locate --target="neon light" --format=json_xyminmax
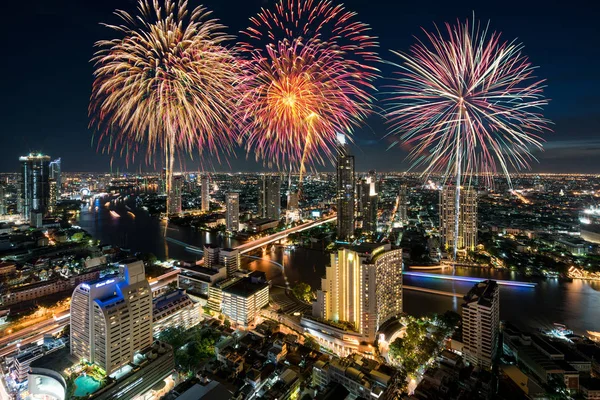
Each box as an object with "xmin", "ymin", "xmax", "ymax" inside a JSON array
[
  {"xmin": 403, "ymin": 272, "xmax": 536, "ymax": 287},
  {"xmin": 95, "ymin": 279, "xmax": 115, "ymax": 288}
]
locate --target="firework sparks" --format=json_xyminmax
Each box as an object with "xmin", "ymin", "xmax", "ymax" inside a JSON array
[
  {"xmin": 385, "ymin": 18, "xmax": 550, "ymax": 260},
  {"xmin": 238, "ymin": 0, "xmax": 379, "ymax": 177},
  {"xmin": 90, "ymin": 0, "xmax": 239, "ymax": 212},
  {"xmin": 385, "ymin": 18, "xmax": 551, "ymax": 185}
]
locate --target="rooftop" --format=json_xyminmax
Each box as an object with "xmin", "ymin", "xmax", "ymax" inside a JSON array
[
  {"xmin": 463, "ymin": 280, "xmax": 498, "ymax": 308},
  {"xmin": 222, "ymin": 277, "xmax": 269, "ymax": 298}
]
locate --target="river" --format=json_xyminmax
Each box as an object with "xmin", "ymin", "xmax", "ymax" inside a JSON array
[{"xmin": 77, "ymin": 198, "xmax": 600, "ymax": 335}]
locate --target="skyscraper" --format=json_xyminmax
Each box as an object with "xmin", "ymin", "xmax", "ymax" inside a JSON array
[
  {"xmin": 398, "ymin": 185, "xmax": 408, "ymax": 223},
  {"xmin": 312, "ymin": 243, "xmax": 403, "ymax": 341},
  {"xmin": 0, "ymin": 184, "xmax": 6, "ymax": 215},
  {"xmin": 201, "ymin": 174, "xmax": 210, "ymax": 212},
  {"xmin": 258, "ymin": 175, "xmax": 281, "ymax": 220},
  {"xmin": 70, "ymin": 260, "xmax": 153, "ymax": 374},
  {"xmin": 358, "ymin": 171, "xmax": 378, "ymax": 234},
  {"xmin": 336, "ymin": 135, "xmax": 355, "ymax": 241},
  {"xmin": 226, "ymin": 192, "xmax": 240, "ymax": 232},
  {"xmin": 168, "ymin": 175, "xmax": 183, "ymax": 215},
  {"xmin": 49, "ymin": 158, "xmax": 61, "ymax": 196},
  {"xmin": 462, "ymin": 280, "xmax": 500, "ymax": 369},
  {"xmin": 439, "ymin": 185, "xmax": 478, "ymax": 253},
  {"xmin": 20, "ymin": 153, "xmax": 51, "ymax": 221}
]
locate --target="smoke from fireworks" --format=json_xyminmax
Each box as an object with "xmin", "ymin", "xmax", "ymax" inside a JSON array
[
  {"xmin": 90, "ymin": 0, "xmax": 239, "ymax": 210},
  {"xmin": 385, "ymin": 18, "xmax": 551, "ymax": 185},
  {"xmin": 238, "ymin": 0, "xmax": 380, "ymax": 176}
]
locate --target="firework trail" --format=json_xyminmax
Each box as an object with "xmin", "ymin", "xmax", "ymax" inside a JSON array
[
  {"xmin": 238, "ymin": 0, "xmax": 380, "ymax": 185},
  {"xmin": 385, "ymin": 18, "xmax": 550, "ymax": 258},
  {"xmin": 90, "ymin": 0, "xmax": 239, "ymax": 213}
]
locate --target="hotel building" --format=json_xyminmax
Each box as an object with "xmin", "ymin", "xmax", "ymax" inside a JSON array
[{"xmin": 70, "ymin": 260, "xmax": 153, "ymax": 374}]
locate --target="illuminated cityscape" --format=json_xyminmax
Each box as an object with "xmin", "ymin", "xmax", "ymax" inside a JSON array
[{"xmin": 1, "ymin": 1, "xmax": 599, "ymax": 400}]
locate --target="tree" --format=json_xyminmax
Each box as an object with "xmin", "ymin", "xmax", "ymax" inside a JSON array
[
  {"xmin": 223, "ymin": 319, "xmax": 231, "ymax": 329},
  {"xmin": 304, "ymin": 336, "xmax": 320, "ymax": 350},
  {"xmin": 292, "ymin": 282, "xmax": 312, "ymax": 303}
]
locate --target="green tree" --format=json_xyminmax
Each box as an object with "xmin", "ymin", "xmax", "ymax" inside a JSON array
[
  {"xmin": 292, "ymin": 282, "xmax": 312, "ymax": 303},
  {"xmin": 304, "ymin": 337, "xmax": 320, "ymax": 350}
]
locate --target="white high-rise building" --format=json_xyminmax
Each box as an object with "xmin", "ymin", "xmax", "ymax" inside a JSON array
[
  {"xmin": 201, "ymin": 174, "xmax": 210, "ymax": 212},
  {"xmin": 226, "ymin": 192, "xmax": 239, "ymax": 231},
  {"xmin": 439, "ymin": 185, "xmax": 478, "ymax": 252},
  {"xmin": 70, "ymin": 260, "xmax": 153, "ymax": 374},
  {"xmin": 312, "ymin": 243, "xmax": 402, "ymax": 341},
  {"xmin": 462, "ymin": 280, "xmax": 499, "ymax": 369}
]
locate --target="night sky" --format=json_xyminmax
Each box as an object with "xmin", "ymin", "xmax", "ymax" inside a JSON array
[{"xmin": 2, "ymin": 0, "xmax": 599, "ymax": 173}]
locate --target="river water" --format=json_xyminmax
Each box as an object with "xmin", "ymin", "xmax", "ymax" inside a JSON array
[{"xmin": 77, "ymin": 199, "xmax": 600, "ymax": 335}]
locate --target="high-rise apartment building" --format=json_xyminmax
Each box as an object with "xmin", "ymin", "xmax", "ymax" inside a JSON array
[
  {"xmin": 336, "ymin": 135, "xmax": 355, "ymax": 241},
  {"xmin": 70, "ymin": 260, "xmax": 153, "ymax": 374},
  {"xmin": 398, "ymin": 185, "xmax": 408, "ymax": 223},
  {"xmin": 219, "ymin": 248, "xmax": 240, "ymax": 277},
  {"xmin": 357, "ymin": 172, "xmax": 378, "ymax": 234},
  {"xmin": 462, "ymin": 280, "xmax": 499, "ymax": 369},
  {"xmin": 201, "ymin": 174, "xmax": 210, "ymax": 212},
  {"xmin": 226, "ymin": 192, "xmax": 240, "ymax": 231},
  {"xmin": 168, "ymin": 175, "xmax": 183, "ymax": 215},
  {"xmin": 49, "ymin": 158, "xmax": 61, "ymax": 196},
  {"xmin": 258, "ymin": 175, "xmax": 281, "ymax": 220},
  {"xmin": 439, "ymin": 185, "xmax": 478, "ymax": 252},
  {"xmin": 20, "ymin": 153, "xmax": 51, "ymax": 221},
  {"xmin": 312, "ymin": 243, "xmax": 403, "ymax": 341}
]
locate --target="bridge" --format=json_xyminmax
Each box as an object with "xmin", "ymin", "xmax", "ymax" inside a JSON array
[{"xmin": 166, "ymin": 215, "xmax": 336, "ymax": 255}]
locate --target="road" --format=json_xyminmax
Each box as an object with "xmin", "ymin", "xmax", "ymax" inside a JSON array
[
  {"xmin": 0, "ymin": 311, "xmax": 69, "ymax": 358},
  {"xmin": 0, "ymin": 268, "xmax": 180, "ymax": 360}
]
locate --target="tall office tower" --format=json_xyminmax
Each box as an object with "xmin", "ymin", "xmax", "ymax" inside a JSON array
[
  {"xmin": 219, "ymin": 248, "xmax": 240, "ymax": 277},
  {"xmin": 159, "ymin": 168, "xmax": 167, "ymax": 195},
  {"xmin": 0, "ymin": 184, "xmax": 5, "ymax": 215},
  {"xmin": 336, "ymin": 134, "xmax": 355, "ymax": 241},
  {"xmin": 398, "ymin": 185, "xmax": 408, "ymax": 223},
  {"xmin": 48, "ymin": 180, "xmax": 57, "ymax": 213},
  {"xmin": 313, "ymin": 244, "xmax": 403, "ymax": 341},
  {"xmin": 49, "ymin": 158, "xmax": 61, "ymax": 196},
  {"xmin": 201, "ymin": 174, "xmax": 210, "ymax": 212},
  {"xmin": 70, "ymin": 260, "xmax": 153, "ymax": 374},
  {"xmin": 168, "ymin": 175, "xmax": 183, "ymax": 215},
  {"xmin": 287, "ymin": 191, "xmax": 299, "ymax": 211},
  {"xmin": 462, "ymin": 280, "xmax": 500, "ymax": 369},
  {"xmin": 357, "ymin": 173, "xmax": 378, "ymax": 235},
  {"xmin": 258, "ymin": 175, "xmax": 281, "ymax": 220},
  {"xmin": 226, "ymin": 192, "xmax": 240, "ymax": 232},
  {"xmin": 439, "ymin": 185, "xmax": 478, "ymax": 252},
  {"xmin": 20, "ymin": 153, "xmax": 51, "ymax": 221}
]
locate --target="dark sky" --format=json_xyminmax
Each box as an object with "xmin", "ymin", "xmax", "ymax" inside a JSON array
[{"xmin": 2, "ymin": 0, "xmax": 599, "ymax": 173}]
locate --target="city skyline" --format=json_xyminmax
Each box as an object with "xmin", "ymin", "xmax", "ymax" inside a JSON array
[{"xmin": 2, "ymin": 0, "xmax": 600, "ymax": 173}]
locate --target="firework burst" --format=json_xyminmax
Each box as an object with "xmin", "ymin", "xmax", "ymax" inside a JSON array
[
  {"xmin": 385, "ymin": 18, "xmax": 551, "ymax": 185},
  {"xmin": 90, "ymin": 0, "xmax": 239, "ymax": 212},
  {"xmin": 238, "ymin": 0, "xmax": 379, "ymax": 177}
]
